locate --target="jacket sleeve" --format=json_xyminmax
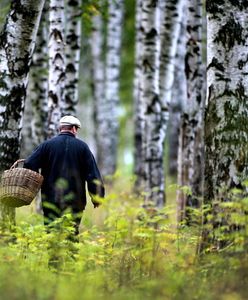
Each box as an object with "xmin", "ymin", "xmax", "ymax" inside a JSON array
[
  {"xmin": 23, "ymin": 144, "xmax": 43, "ymax": 173},
  {"xmin": 84, "ymin": 147, "xmax": 105, "ymax": 199}
]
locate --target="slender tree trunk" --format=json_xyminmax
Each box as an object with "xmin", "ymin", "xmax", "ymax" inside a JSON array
[
  {"xmin": 201, "ymin": 0, "xmax": 248, "ymax": 251},
  {"xmin": 47, "ymin": 0, "xmax": 66, "ymax": 138},
  {"xmin": 64, "ymin": 0, "xmax": 82, "ymax": 115},
  {"xmin": 98, "ymin": 0, "xmax": 124, "ymax": 177},
  {"xmin": 139, "ymin": 1, "xmax": 162, "ymax": 207},
  {"xmin": 159, "ymin": 0, "xmax": 184, "ymax": 135},
  {"xmin": 90, "ymin": 9, "xmax": 105, "ymax": 163},
  {"xmin": 169, "ymin": 17, "xmax": 187, "ymax": 177},
  {"xmin": 177, "ymin": 0, "xmax": 204, "ymax": 223},
  {"xmin": 31, "ymin": 4, "xmax": 49, "ymax": 144},
  {"xmin": 0, "ymin": 0, "xmax": 45, "ymax": 226},
  {"xmin": 21, "ymin": 3, "xmax": 49, "ymax": 158}
]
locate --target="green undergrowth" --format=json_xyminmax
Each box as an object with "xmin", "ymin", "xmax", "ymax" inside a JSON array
[{"xmin": 0, "ymin": 175, "xmax": 247, "ymax": 300}]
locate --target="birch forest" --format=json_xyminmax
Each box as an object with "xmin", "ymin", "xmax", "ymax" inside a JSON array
[{"xmin": 0, "ymin": 0, "xmax": 247, "ymax": 299}]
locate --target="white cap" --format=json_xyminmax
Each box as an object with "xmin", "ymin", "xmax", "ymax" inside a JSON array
[{"xmin": 59, "ymin": 115, "xmax": 81, "ymax": 128}]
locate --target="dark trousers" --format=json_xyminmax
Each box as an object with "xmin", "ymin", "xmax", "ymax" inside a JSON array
[{"xmin": 43, "ymin": 204, "xmax": 82, "ymax": 235}]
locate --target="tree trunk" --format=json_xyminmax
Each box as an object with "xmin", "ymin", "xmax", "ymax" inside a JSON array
[
  {"xmin": 30, "ymin": 4, "xmax": 49, "ymax": 144},
  {"xmin": 47, "ymin": 0, "xmax": 66, "ymax": 138},
  {"xmin": 64, "ymin": 0, "xmax": 82, "ymax": 115},
  {"xmin": 21, "ymin": 3, "xmax": 49, "ymax": 158},
  {"xmin": 137, "ymin": 0, "xmax": 184, "ymax": 207},
  {"xmin": 159, "ymin": 0, "xmax": 184, "ymax": 134},
  {"xmin": 139, "ymin": 0, "xmax": 162, "ymax": 207},
  {"xmin": 201, "ymin": 0, "xmax": 248, "ymax": 251},
  {"xmin": 0, "ymin": 0, "xmax": 45, "ymax": 226},
  {"xmin": 205, "ymin": 1, "xmax": 248, "ymax": 201},
  {"xmin": 169, "ymin": 16, "xmax": 187, "ymax": 177},
  {"xmin": 90, "ymin": 9, "xmax": 105, "ymax": 164},
  {"xmin": 98, "ymin": 0, "xmax": 124, "ymax": 177},
  {"xmin": 177, "ymin": 0, "xmax": 204, "ymax": 223}
]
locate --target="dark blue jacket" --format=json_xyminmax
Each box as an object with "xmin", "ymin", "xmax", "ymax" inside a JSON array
[{"xmin": 24, "ymin": 132, "xmax": 104, "ymax": 212}]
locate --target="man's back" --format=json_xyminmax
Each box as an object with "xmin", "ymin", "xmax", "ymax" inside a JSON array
[{"xmin": 24, "ymin": 132, "xmax": 104, "ymax": 211}]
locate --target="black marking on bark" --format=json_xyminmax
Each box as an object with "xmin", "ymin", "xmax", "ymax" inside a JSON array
[
  {"xmin": 237, "ymin": 55, "xmax": 248, "ymax": 70},
  {"xmin": 229, "ymin": 0, "xmax": 248, "ymax": 10},
  {"xmin": 13, "ymin": 53, "xmax": 30, "ymax": 77},
  {"xmin": 56, "ymin": 71, "xmax": 66, "ymax": 84},
  {"xmin": 235, "ymin": 80, "xmax": 246, "ymax": 101},
  {"xmin": 50, "ymin": 28, "xmax": 64, "ymax": 42},
  {"xmin": 68, "ymin": 0, "xmax": 79, "ymax": 6},
  {"xmin": 214, "ymin": 16, "xmax": 244, "ymax": 49},
  {"xmin": 0, "ymin": 76, "xmax": 8, "ymax": 90},
  {"xmin": 143, "ymin": 58, "xmax": 154, "ymax": 72},
  {"xmin": 0, "ymin": 84, "xmax": 26, "ymax": 124},
  {"xmin": 207, "ymin": 57, "xmax": 225, "ymax": 72},
  {"xmin": 146, "ymin": 94, "xmax": 160, "ymax": 114},
  {"xmin": 54, "ymin": 52, "xmax": 64, "ymax": 63},
  {"xmin": 215, "ymin": 72, "xmax": 231, "ymax": 83},
  {"xmin": 48, "ymin": 91, "xmax": 58, "ymax": 104},
  {"xmin": 207, "ymin": 84, "xmax": 213, "ymax": 103},
  {"xmin": 11, "ymin": 1, "xmax": 39, "ymax": 22},
  {"xmin": 146, "ymin": 28, "xmax": 157, "ymax": 40},
  {"xmin": 66, "ymin": 63, "xmax": 76, "ymax": 73},
  {"xmin": 150, "ymin": 0, "xmax": 158, "ymax": 8},
  {"xmin": 206, "ymin": 0, "xmax": 225, "ymax": 15}
]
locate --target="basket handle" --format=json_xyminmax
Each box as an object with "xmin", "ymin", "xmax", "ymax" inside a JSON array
[{"xmin": 10, "ymin": 159, "xmax": 25, "ymax": 169}]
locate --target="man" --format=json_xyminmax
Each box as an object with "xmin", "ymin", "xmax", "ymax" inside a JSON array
[{"xmin": 24, "ymin": 115, "xmax": 104, "ymax": 234}]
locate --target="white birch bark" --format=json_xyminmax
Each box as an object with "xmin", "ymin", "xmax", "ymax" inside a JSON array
[
  {"xmin": 159, "ymin": 0, "xmax": 184, "ymax": 132},
  {"xmin": 64, "ymin": 0, "xmax": 82, "ymax": 115},
  {"xmin": 177, "ymin": 0, "xmax": 204, "ymax": 222},
  {"xmin": 169, "ymin": 17, "xmax": 187, "ymax": 177},
  {"xmin": 47, "ymin": 0, "xmax": 66, "ymax": 138},
  {"xmin": 99, "ymin": 0, "xmax": 124, "ymax": 177},
  {"xmin": 137, "ymin": 0, "xmax": 184, "ymax": 207},
  {"xmin": 205, "ymin": 1, "xmax": 248, "ymax": 202},
  {"xmin": 0, "ymin": 0, "xmax": 45, "ymax": 225},
  {"xmin": 90, "ymin": 10, "xmax": 105, "ymax": 163},
  {"xmin": 21, "ymin": 4, "xmax": 49, "ymax": 157},
  {"xmin": 139, "ymin": 1, "xmax": 163, "ymax": 207},
  {"xmin": 31, "ymin": 5, "xmax": 49, "ymax": 144}
]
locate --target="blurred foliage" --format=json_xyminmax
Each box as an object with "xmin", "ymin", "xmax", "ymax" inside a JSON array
[
  {"xmin": 0, "ymin": 177, "xmax": 247, "ymax": 300},
  {"xmin": 0, "ymin": 0, "xmax": 9, "ymax": 32}
]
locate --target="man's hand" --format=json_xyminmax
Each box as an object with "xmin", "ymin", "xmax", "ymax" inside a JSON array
[{"xmin": 90, "ymin": 192, "xmax": 101, "ymax": 208}]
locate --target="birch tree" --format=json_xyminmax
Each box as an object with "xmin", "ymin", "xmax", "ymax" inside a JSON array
[
  {"xmin": 139, "ymin": 0, "xmax": 162, "ymax": 206},
  {"xmin": 64, "ymin": 0, "xmax": 82, "ymax": 115},
  {"xmin": 136, "ymin": 0, "xmax": 184, "ymax": 206},
  {"xmin": 159, "ymin": 0, "xmax": 184, "ymax": 136},
  {"xmin": 98, "ymin": 0, "xmax": 124, "ymax": 177},
  {"xmin": 30, "ymin": 5, "xmax": 49, "ymax": 145},
  {"xmin": 177, "ymin": 0, "xmax": 204, "ymax": 222},
  {"xmin": 205, "ymin": 1, "xmax": 248, "ymax": 202},
  {"xmin": 168, "ymin": 18, "xmax": 187, "ymax": 177},
  {"xmin": 47, "ymin": 0, "xmax": 66, "ymax": 138},
  {"xmin": 0, "ymin": 0, "xmax": 45, "ymax": 225},
  {"xmin": 90, "ymin": 8, "xmax": 105, "ymax": 163},
  {"xmin": 201, "ymin": 0, "xmax": 248, "ymax": 250},
  {"xmin": 21, "ymin": 4, "xmax": 49, "ymax": 157}
]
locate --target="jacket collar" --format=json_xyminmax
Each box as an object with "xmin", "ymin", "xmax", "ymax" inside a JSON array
[{"xmin": 59, "ymin": 131, "xmax": 76, "ymax": 137}]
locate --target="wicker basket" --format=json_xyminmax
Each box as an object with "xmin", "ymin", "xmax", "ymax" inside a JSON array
[{"xmin": 0, "ymin": 159, "xmax": 44, "ymax": 207}]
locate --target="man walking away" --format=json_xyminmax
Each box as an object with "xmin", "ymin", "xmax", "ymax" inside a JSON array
[{"xmin": 24, "ymin": 115, "xmax": 105, "ymax": 235}]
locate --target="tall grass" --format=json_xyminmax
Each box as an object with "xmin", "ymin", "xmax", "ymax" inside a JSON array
[{"xmin": 0, "ymin": 175, "xmax": 247, "ymax": 300}]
